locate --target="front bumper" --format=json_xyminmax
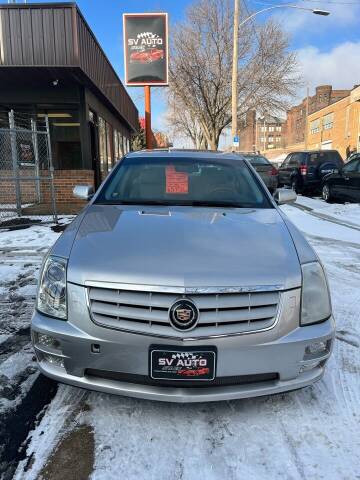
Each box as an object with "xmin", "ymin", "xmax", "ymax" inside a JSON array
[{"xmin": 31, "ymin": 306, "xmax": 335, "ymax": 403}]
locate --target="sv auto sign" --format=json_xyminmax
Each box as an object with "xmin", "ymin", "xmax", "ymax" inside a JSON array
[{"xmin": 123, "ymin": 13, "xmax": 169, "ymax": 86}]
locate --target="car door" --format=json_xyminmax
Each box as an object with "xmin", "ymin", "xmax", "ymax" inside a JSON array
[
  {"xmin": 337, "ymin": 159, "xmax": 360, "ymax": 200},
  {"xmin": 278, "ymin": 155, "xmax": 293, "ymax": 185},
  {"xmin": 288, "ymin": 153, "xmax": 302, "ymax": 184}
]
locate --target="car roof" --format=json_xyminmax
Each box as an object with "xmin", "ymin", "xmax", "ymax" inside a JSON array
[
  {"xmin": 287, "ymin": 150, "xmax": 340, "ymax": 154},
  {"xmin": 126, "ymin": 150, "xmax": 244, "ymax": 161}
]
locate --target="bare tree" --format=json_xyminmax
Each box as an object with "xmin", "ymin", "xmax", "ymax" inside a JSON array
[
  {"xmin": 168, "ymin": 0, "xmax": 300, "ymax": 150},
  {"xmin": 167, "ymin": 95, "xmax": 208, "ymax": 149}
]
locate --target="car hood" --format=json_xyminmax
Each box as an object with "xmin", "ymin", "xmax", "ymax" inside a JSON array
[{"xmin": 66, "ymin": 204, "xmax": 302, "ymax": 289}]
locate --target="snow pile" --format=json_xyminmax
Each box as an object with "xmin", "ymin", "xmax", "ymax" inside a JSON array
[
  {"xmin": 6, "ymin": 209, "xmax": 360, "ymax": 480},
  {"xmin": 296, "ymin": 196, "xmax": 360, "ymax": 227}
]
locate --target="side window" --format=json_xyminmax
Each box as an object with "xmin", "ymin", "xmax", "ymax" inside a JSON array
[
  {"xmin": 308, "ymin": 153, "xmax": 321, "ymax": 165},
  {"xmin": 282, "ymin": 155, "xmax": 291, "ymax": 167},
  {"xmin": 290, "ymin": 153, "xmax": 301, "ymax": 166},
  {"xmin": 343, "ymin": 160, "xmax": 359, "ymax": 173},
  {"xmin": 324, "ymin": 151, "xmax": 342, "ymax": 165}
]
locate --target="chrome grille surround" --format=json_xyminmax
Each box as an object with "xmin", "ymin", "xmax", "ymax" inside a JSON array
[{"xmin": 85, "ymin": 282, "xmax": 285, "ymax": 339}]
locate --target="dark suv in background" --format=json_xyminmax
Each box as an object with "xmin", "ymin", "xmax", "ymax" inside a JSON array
[{"xmin": 278, "ymin": 150, "xmax": 344, "ymax": 194}]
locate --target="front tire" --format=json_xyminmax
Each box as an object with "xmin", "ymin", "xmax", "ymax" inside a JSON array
[{"xmin": 322, "ymin": 183, "xmax": 332, "ymax": 202}]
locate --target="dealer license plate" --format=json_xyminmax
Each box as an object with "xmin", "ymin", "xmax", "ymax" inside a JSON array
[{"xmin": 150, "ymin": 348, "xmax": 216, "ymax": 381}]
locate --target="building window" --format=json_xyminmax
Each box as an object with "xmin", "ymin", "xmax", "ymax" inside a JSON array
[
  {"xmin": 260, "ymin": 137, "xmax": 265, "ymax": 143},
  {"xmin": 118, "ymin": 132, "xmax": 124, "ymax": 157},
  {"xmin": 310, "ymin": 119, "xmax": 321, "ymax": 134},
  {"xmin": 98, "ymin": 117, "xmax": 107, "ymax": 179},
  {"xmin": 126, "ymin": 137, "xmax": 130, "ymax": 153},
  {"xmin": 276, "ymin": 126, "xmax": 282, "ymax": 132},
  {"xmin": 260, "ymin": 126, "xmax": 266, "ymax": 132},
  {"xmin": 114, "ymin": 129, "xmax": 119, "ymax": 161},
  {"xmin": 268, "ymin": 126, "xmax": 274, "ymax": 132},
  {"xmin": 276, "ymin": 137, "xmax": 281, "ymax": 143},
  {"xmin": 268, "ymin": 136, "xmax": 274, "ymax": 142},
  {"xmin": 323, "ymin": 113, "xmax": 334, "ymax": 130},
  {"xmin": 39, "ymin": 108, "xmax": 82, "ymax": 169},
  {"xmin": 106, "ymin": 123, "xmax": 113, "ymax": 171}
]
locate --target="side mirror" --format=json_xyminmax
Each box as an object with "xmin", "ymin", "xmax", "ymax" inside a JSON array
[
  {"xmin": 273, "ymin": 188, "xmax": 297, "ymax": 205},
  {"xmin": 73, "ymin": 185, "xmax": 94, "ymax": 201}
]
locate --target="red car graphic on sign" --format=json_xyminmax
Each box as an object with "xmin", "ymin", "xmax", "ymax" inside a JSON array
[
  {"xmin": 130, "ymin": 48, "xmax": 164, "ymax": 64},
  {"xmin": 177, "ymin": 367, "xmax": 210, "ymax": 377}
]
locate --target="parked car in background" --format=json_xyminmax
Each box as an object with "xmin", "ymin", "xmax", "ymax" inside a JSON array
[
  {"xmin": 322, "ymin": 154, "xmax": 360, "ymax": 203},
  {"xmin": 278, "ymin": 150, "xmax": 344, "ymax": 194},
  {"xmin": 240, "ymin": 153, "xmax": 278, "ymax": 193}
]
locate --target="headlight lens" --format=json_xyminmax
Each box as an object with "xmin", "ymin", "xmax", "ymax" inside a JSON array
[
  {"xmin": 37, "ymin": 256, "xmax": 67, "ymax": 319},
  {"xmin": 301, "ymin": 262, "xmax": 331, "ymax": 326}
]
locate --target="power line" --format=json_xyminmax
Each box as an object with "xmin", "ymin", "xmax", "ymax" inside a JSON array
[
  {"xmin": 301, "ymin": 0, "xmax": 360, "ymax": 5},
  {"xmin": 254, "ymin": 0, "xmax": 360, "ymax": 6}
]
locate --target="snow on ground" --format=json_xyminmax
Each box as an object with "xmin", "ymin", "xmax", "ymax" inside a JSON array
[
  {"xmin": 295, "ymin": 195, "xmax": 360, "ymax": 227},
  {"xmin": 281, "ymin": 204, "xmax": 360, "ymax": 244},
  {"xmin": 0, "ymin": 221, "xmax": 67, "ymax": 478},
  {"xmin": 2, "ymin": 204, "xmax": 360, "ymax": 480}
]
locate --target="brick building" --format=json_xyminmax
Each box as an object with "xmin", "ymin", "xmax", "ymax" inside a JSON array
[
  {"xmin": 238, "ymin": 111, "xmax": 286, "ymax": 152},
  {"xmin": 0, "ymin": 3, "xmax": 138, "ymax": 209},
  {"xmin": 307, "ymin": 86, "xmax": 360, "ymax": 159},
  {"xmin": 285, "ymin": 85, "xmax": 351, "ymax": 147}
]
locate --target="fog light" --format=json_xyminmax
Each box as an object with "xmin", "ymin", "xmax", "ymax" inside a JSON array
[
  {"xmin": 300, "ymin": 360, "xmax": 321, "ymax": 373},
  {"xmin": 305, "ymin": 341, "xmax": 327, "ymax": 356},
  {"xmin": 37, "ymin": 333, "xmax": 61, "ymax": 350},
  {"xmin": 43, "ymin": 353, "xmax": 64, "ymax": 368}
]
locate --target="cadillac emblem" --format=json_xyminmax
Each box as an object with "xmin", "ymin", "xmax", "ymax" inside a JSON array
[{"xmin": 169, "ymin": 299, "xmax": 199, "ymax": 331}]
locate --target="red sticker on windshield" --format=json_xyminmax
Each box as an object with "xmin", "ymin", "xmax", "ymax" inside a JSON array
[{"xmin": 166, "ymin": 166, "xmax": 189, "ymax": 194}]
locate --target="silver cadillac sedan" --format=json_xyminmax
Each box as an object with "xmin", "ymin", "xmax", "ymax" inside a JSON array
[{"xmin": 31, "ymin": 151, "xmax": 335, "ymax": 403}]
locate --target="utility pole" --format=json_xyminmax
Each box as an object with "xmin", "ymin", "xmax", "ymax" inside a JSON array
[
  {"xmin": 144, "ymin": 86, "xmax": 152, "ymax": 149},
  {"xmin": 231, "ymin": 0, "xmax": 239, "ymax": 151}
]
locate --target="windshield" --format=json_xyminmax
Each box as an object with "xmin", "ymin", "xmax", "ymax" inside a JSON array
[
  {"xmin": 95, "ymin": 156, "xmax": 272, "ymax": 208},
  {"xmin": 243, "ymin": 155, "xmax": 270, "ymax": 166}
]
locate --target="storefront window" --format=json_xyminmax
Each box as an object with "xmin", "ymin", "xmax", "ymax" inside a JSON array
[
  {"xmin": 114, "ymin": 129, "xmax": 119, "ymax": 160},
  {"xmin": 118, "ymin": 132, "xmax": 124, "ymax": 157},
  {"xmin": 38, "ymin": 108, "xmax": 82, "ymax": 170},
  {"xmin": 98, "ymin": 116, "xmax": 107, "ymax": 179},
  {"xmin": 106, "ymin": 122, "xmax": 113, "ymax": 171}
]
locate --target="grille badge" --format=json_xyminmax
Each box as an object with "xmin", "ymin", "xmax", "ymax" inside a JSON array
[{"xmin": 169, "ymin": 299, "xmax": 199, "ymax": 331}]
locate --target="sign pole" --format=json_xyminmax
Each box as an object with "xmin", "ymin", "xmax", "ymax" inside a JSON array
[{"xmin": 144, "ymin": 85, "xmax": 152, "ymax": 149}]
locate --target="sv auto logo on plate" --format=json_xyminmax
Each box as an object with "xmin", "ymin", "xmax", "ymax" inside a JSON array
[{"xmin": 151, "ymin": 350, "xmax": 215, "ymax": 380}]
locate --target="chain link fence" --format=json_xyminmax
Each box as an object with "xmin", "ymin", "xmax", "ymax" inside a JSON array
[{"xmin": 0, "ymin": 110, "xmax": 58, "ymax": 228}]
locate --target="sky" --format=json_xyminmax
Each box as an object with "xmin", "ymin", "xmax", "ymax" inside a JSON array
[{"xmin": 28, "ymin": 0, "xmax": 360, "ymax": 134}]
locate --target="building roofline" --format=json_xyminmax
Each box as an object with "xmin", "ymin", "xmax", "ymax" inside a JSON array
[
  {"xmin": 0, "ymin": 2, "xmax": 137, "ymax": 125},
  {"xmin": 307, "ymin": 94, "xmax": 351, "ymax": 118},
  {"xmin": 0, "ymin": 2, "xmax": 76, "ymax": 8}
]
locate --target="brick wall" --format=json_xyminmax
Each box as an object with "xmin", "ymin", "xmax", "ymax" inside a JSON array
[
  {"xmin": 307, "ymin": 92, "xmax": 360, "ymax": 159},
  {"xmin": 0, "ymin": 169, "xmax": 94, "ymax": 205},
  {"xmin": 51, "ymin": 170, "xmax": 94, "ymax": 204}
]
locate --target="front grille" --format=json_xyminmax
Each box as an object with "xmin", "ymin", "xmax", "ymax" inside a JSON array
[
  {"xmin": 88, "ymin": 286, "xmax": 281, "ymax": 337},
  {"xmin": 85, "ymin": 369, "xmax": 279, "ymax": 388}
]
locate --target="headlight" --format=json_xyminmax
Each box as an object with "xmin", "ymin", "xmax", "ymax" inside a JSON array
[
  {"xmin": 37, "ymin": 256, "xmax": 67, "ymax": 319},
  {"xmin": 301, "ymin": 262, "xmax": 331, "ymax": 326}
]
